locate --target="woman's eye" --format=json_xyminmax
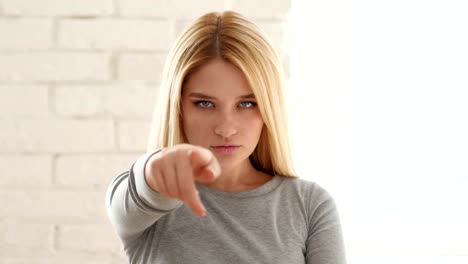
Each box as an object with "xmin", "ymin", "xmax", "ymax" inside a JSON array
[
  {"xmin": 194, "ymin": 101, "xmax": 213, "ymax": 108},
  {"xmin": 239, "ymin": 101, "xmax": 257, "ymax": 108},
  {"xmin": 193, "ymin": 101, "xmax": 257, "ymax": 109}
]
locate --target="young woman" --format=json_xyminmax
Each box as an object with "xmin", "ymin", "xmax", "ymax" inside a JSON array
[{"xmin": 106, "ymin": 11, "xmax": 346, "ymax": 264}]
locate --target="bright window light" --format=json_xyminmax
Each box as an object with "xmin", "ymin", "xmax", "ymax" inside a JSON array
[{"xmin": 288, "ymin": 0, "xmax": 468, "ymax": 263}]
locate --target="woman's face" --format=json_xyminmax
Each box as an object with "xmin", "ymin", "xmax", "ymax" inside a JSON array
[{"xmin": 181, "ymin": 58, "xmax": 264, "ymax": 170}]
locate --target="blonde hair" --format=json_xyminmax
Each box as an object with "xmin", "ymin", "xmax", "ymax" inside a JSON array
[{"xmin": 147, "ymin": 11, "xmax": 296, "ymax": 178}]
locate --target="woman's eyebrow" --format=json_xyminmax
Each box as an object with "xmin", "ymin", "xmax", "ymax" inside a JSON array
[{"xmin": 188, "ymin": 92, "xmax": 256, "ymax": 99}]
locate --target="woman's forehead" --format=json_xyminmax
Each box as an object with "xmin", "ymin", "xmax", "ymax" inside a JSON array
[{"xmin": 184, "ymin": 59, "xmax": 253, "ymax": 95}]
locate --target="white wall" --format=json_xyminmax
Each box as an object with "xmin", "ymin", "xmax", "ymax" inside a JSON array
[{"xmin": 289, "ymin": 0, "xmax": 468, "ymax": 263}]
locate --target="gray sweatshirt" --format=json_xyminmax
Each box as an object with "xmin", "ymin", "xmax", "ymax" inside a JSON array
[{"xmin": 105, "ymin": 151, "xmax": 346, "ymax": 263}]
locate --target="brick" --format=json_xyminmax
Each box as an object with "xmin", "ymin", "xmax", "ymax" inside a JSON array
[
  {"xmin": 0, "ymin": 155, "xmax": 53, "ymax": 186},
  {"xmin": 0, "ymin": 120, "xmax": 114, "ymax": 153},
  {"xmin": 1, "ymin": 0, "xmax": 113, "ymax": 16},
  {"xmin": 55, "ymin": 153, "xmax": 139, "ymax": 187},
  {"xmin": 0, "ymin": 252, "xmax": 115, "ymax": 264},
  {"xmin": 118, "ymin": 0, "xmax": 224, "ymax": 18},
  {"xmin": 232, "ymin": 0, "xmax": 290, "ymax": 19},
  {"xmin": 54, "ymin": 84, "xmax": 157, "ymax": 118},
  {"xmin": 53, "ymin": 86, "xmax": 101, "ymax": 117},
  {"xmin": 58, "ymin": 19, "xmax": 171, "ymax": 51},
  {"xmin": 118, "ymin": 0, "xmax": 163, "ymax": 16},
  {"xmin": 118, "ymin": 0, "xmax": 166, "ymax": 16},
  {"xmin": 0, "ymin": 18, "xmax": 52, "ymax": 50},
  {"xmin": 56, "ymin": 224, "xmax": 121, "ymax": 251},
  {"xmin": 118, "ymin": 53, "xmax": 166, "ymax": 81},
  {"xmin": 0, "ymin": 85, "xmax": 49, "ymax": 118},
  {"xmin": 0, "ymin": 189, "xmax": 108, "ymax": 224},
  {"xmin": 105, "ymin": 84, "xmax": 157, "ymax": 118},
  {"xmin": 0, "ymin": 52, "xmax": 110, "ymax": 82},
  {"xmin": 0, "ymin": 249, "xmax": 52, "ymax": 261},
  {"xmin": 0, "ymin": 221, "xmax": 53, "ymax": 248},
  {"xmin": 109, "ymin": 255, "xmax": 128, "ymax": 264},
  {"xmin": 173, "ymin": 19, "xmax": 193, "ymax": 41},
  {"xmin": 118, "ymin": 120, "xmax": 151, "ymax": 151}
]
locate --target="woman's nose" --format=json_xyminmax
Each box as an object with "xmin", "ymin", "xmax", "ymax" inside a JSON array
[{"xmin": 214, "ymin": 112, "xmax": 237, "ymax": 138}]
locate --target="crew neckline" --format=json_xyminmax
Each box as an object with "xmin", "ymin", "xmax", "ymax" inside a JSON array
[{"xmin": 196, "ymin": 175, "xmax": 285, "ymax": 198}]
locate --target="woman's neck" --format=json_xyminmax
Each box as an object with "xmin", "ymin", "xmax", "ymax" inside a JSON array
[{"xmin": 203, "ymin": 160, "xmax": 273, "ymax": 192}]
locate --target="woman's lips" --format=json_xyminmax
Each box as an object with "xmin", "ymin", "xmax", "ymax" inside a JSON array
[{"xmin": 211, "ymin": 146, "xmax": 240, "ymax": 154}]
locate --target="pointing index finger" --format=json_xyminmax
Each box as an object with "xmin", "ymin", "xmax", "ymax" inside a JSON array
[{"xmin": 182, "ymin": 149, "xmax": 206, "ymax": 217}]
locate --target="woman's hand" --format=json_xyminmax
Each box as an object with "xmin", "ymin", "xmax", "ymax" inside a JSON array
[{"xmin": 144, "ymin": 144, "xmax": 221, "ymax": 217}]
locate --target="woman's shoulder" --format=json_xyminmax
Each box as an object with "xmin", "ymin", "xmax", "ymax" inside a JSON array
[
  {"xmin": 278, "ymin": 176, "xmax": 340, "ymax": 224},
  {"xmin": 277, "ymin": 175, "xmax": 335, "ymax": 203}
]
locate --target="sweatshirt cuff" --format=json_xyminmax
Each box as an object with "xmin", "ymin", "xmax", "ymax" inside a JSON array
[{"xmin": 133, "ymin": 150, "xmax": 183, "ymax": 211}]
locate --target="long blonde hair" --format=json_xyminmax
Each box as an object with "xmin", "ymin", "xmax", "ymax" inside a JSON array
[{"xmin": 147, "ymin": 11, "xmax": 296, "ymax": 178}]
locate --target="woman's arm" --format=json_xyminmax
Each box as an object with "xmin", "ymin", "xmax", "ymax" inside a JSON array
[
  {"xmin": 105, "ymin": 150, "xmax": 183, "ymax": 252},
  {"xmin": 305, "ymin": 186, "xmax": 347, "ymax": 264}
]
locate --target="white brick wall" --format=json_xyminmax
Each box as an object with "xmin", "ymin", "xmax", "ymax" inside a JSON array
[
  {"xmin": 1, "ymin": 0, "xmax": 114, "ymax": 16},
  {"xmin": 0, "ymin": 85, "xmax": 49, "ymax": 118},
  {"xmin": 0, "ymin": 19, "xmax": 53, "ymax": 50},
  {"xmin": 1, "ymin": 222, "xmax": 53, "ymax": 248},
  {"xmin": 0, "ymin": 120, "xmax": 115, "ymax": 152},
  {"xmin": 0, "ymin": 0, "xmax": 290, "ymax": 262},
  {"xmin": 118, "ymin": 0, "xmax": 225, "ymax": 18},
  {"xmin": 232, "ymin": 0, "xmax": 290, "ymax": 19},
  {"xmin": 118, "ymin": 120, "xmax": 151, "ymax": 151},
  {"xmin": 55, "ymin": 154, "xmax": 138, "ymax": 187},
  {"xmin": 58, "ymin": 19, "xmax": 171, "ymax": 51},
  {"xmin": 0, "ymin": 189, "xmax": 107, "ymax": 223},
  {"xmin": 55, "ymin": 224, "xmax": 121, "ymax": 252},
  {"xmin": 0, "ymin": 52, "xmax": 111, "ymax": 81},
  {"xmin": 118, "ymin": 53, "xmax": 166, "ymax": 81},
  {"xmin": 0, "ymin": 155, "xmax": 53, "ymax": 185},
  {"xmin": 54, "ymin": 84, "xmax": 157, "ymax": 118}
]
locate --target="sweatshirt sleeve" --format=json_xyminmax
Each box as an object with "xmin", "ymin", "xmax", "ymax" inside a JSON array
[
  {"xmin": 105, "ymin": 150, "xmax": 183, "ymax": 252},
  {"xmin": 305, "ymin": 185, "xmax": 347, "ymax": 264}
]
